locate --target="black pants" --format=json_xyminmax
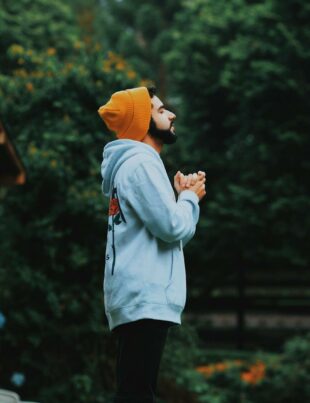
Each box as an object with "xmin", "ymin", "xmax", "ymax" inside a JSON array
[{"xmin": 112, "ymin": 319, "xmax": 175, "ymax": 403}]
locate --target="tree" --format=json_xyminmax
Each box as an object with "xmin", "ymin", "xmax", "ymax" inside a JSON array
[
  {"xmin": 164, "ymin": 0, "xmax": 310, "ymax": 294},
  {"xmin": 90, "ymin": 0, "xmax": 183, "ymax": 96},
  {"xmin": 0, "ymin": 1, "xmax": 142, "ymax": 401}
]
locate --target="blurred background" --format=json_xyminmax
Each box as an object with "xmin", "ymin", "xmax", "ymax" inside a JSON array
[{"xmin": 0, "ymin": 0, "xmax": 309, "ymax": 402}]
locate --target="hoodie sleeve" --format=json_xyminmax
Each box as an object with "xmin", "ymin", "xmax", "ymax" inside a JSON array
[
  {"xmin": 180, "ymin": 215, "xmax": 196, "ymax": 248},
  {"xmin": 126, "ymin": 160, "xmax": 200, "ymax": 243}
]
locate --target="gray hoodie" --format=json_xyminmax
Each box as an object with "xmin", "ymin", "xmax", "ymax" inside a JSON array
[{"xmin": 101, "ymin": 139, "xmax": 200, "ymax": 331}]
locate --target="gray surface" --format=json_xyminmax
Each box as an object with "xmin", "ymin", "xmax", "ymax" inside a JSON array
[
  {"xmin": 0, "ymin": 390, "xmax": 40, "ymax": 403},
  {"xmin": 0, "ymin": 389, "xmax": 20, "ymax": 403}
]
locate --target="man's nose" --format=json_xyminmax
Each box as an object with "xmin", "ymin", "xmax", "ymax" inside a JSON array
[{"xmin": 169, "ymin": 111, "xmax": 176, "ymax": 120}]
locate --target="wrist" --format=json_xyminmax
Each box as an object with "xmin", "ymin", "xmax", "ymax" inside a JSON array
[{"xmin": 178, "ymin": 189, "xmax": 199, "ymax": 203}]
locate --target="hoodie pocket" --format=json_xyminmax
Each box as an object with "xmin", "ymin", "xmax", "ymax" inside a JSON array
[
  {"xmin": 165, "ymin": 248, "xmax": 186, "ymax": 307},
  {"xmin": 141, "ymin": 282, "xmax": 169, "ymax": 305},
  {"xmin": 166, "ymin": 282, "xmax": 186, "ymax": 307},
  {"xmin": 106, "ymin": 277, "xmax": 144, "ymax": 312}
]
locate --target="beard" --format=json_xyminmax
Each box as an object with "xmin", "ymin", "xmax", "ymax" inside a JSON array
[{"xmin": 148, "ymin": 117, "xmax": 177, "ymax": 145}]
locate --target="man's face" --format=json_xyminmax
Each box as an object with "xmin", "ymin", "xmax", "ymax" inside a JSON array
[{"xmin": 148, "ymin": 95, "xmax": 177, "ymax": 144}]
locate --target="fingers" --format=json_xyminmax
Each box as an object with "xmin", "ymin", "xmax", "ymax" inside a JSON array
[
  {"xmin": 185, "ymin": 173, "xmax": 193, "ymax": 188},
  {"xmin": 188, "ymin": 171, "xmax": 206, "ymax": 184},
  {"xmin": 177, "ymin": 170, "xmax": 206, "ymax": 191},
  {"xmin": 195, "ymin": 176, "xmax": 206, "ymax": 185},
  {"xmin": 180, "ymin": 172, "xmax": 186, "ymax": 188},
  {"xmin": 174, "ymin": 171, "xmax": 181, "ymax": 179},
  {"xmin": 197, "ymin": 181, "xmax": 206, "ymax": 201},
  {"xmin": 191, "ymin": 177, "xmax": 206, "ymax": 193},
  {"xmin": 186, "ymin": 172, "xmax": 201, "ymax": 187}
]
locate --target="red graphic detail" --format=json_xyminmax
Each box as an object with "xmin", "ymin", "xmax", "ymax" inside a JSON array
[{"xmin": 109, "ymin": 198, "xmax": 120, "ymax": 216}]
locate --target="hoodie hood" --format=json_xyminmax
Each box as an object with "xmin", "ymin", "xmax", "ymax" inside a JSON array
[{"xmin": 101, "ymin": 139, "xmax": 161, "ymax": 196}]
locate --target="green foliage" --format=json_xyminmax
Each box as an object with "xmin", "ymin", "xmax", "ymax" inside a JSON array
[
  {"xmin": 164, "ymin": 0, "xmax": 310, "ymax": 294},
  {"xmin": 0, "ymin": 0, "xmax": 79, "ymax": 67},
  {"xmin": 0, "ymin": 0, "xmax": 141, "ymax": 401},
  {"xmin": 162, "ymin": 322, "xmax": 203, "ymax": 376},
  {"xmin": 92, "ymin": 0, "xmax": 183, "ymax": 91},
  {"xmin": 160, "ymin": 332, "xmax": 310, "ymax": 403},
  {"xmin": 1, "ymin": 0, "xmax": 310, "ymax": 401},
  {"xmin": 242, "ymin": 332, "xmax": 310, "ymax": 403}
]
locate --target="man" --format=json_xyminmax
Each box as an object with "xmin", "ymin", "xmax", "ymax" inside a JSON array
[{"xmin": 98, "ymin": 86, "xmax": 206, "ymax": 403}]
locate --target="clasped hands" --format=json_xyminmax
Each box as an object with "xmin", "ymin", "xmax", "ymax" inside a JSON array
[{"xmin": 174, "ymin": 170, "xmax": 206, "ymax": 201}]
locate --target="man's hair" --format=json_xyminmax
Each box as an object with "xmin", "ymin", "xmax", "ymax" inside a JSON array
[{"xmin": 147, "ymin": 86, "xmax": 156, "ymax": 99}]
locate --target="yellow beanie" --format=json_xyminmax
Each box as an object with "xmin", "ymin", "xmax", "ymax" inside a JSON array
[{"xmin": 97, "ymin": 87, "xmax": 151, "ymax": 141}]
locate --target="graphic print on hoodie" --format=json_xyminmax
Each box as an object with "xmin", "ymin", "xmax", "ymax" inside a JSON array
[
  {"xmin": 107, "ymin": 186, "xmax": 126, "ymax": 275},
  {"xmin": 101, "ymin": 139, "xmax": 200, "ymax": 331}
]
